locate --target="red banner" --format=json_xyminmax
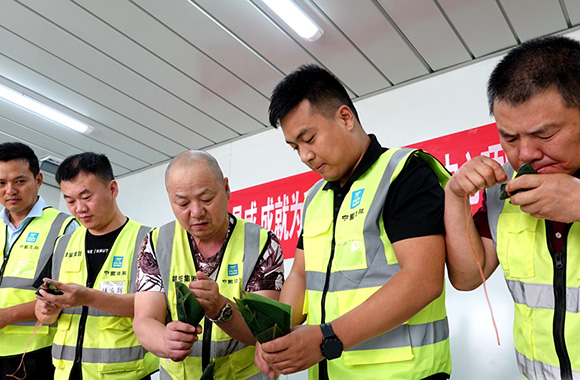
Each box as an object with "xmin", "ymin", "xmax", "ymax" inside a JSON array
[{"xmin": 229, "ymin": 123, "xmax": 506, "ymax": 259}]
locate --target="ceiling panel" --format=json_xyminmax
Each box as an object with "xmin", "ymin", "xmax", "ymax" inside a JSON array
[
  {"xmin": 0, "ymin": 102, "xmax": 135, "ymax": 175},
  {"xmin": 438, "ymin": 0, "xmax": 516, "ymax": 57},
  {"xmin": 499, "ymin": 0, "xmax": 568, "ymax": 41},
  {"xmin": 192, "ymin": 0, "xmax": 314, "ymax": 76},
  {"xmin": 135, "ymin": 0, "xmax": 276, "ymax": 120},
  {"xmin": 313, "ymin": 0, "xmax": 429, "ymax": 85},
  {"xmin": 251, "ymin": 0, "xmax": 392, "ymax": 96},
  {"xmin": 0, "ymin": 0, "xmax": 576, "ymax": 188},
  {"xmin": 377, "ymin": 0, "xmax": 472, "ymax": 70},
  {"xmin": 17, "ymin": 0, "xmax": 240, "ymax": 144},
  {"xmin": 75, "ymin": 0, "xmax": 267, "ymax": 135},
  {"xmin": 564, "ymin": 0, "xmax": 580, "ymax": 26},
  {"xmin": 0, "ymin": 22, "xmax": 201, "ymax": 157}
]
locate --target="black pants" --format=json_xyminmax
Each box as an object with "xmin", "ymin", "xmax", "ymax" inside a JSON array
[{"xmin": 0, "ymin": 346, "xmax": 55, "ymax": 379}]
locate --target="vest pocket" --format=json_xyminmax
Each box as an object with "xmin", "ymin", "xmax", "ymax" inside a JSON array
[
  {"xmin": 498, "ymin": 214, "xmax": 537, "ymax": 278},
  {"xmin": 303, "ymin": 217, "xmax": 333, "ymax": 272},
  {"xmin": 53, "ymin": 314, "xmax": 73, "ymax": 369},
  {"xmin": 3, "ymin": 324, "xmax": 49, "ymax": 335},
  {"xmin": 513, "ymin": 304, "xmax": 535, "ymax": 361},
  {"xmin": 5, "ymin": 253, "xmax": 39, "ymax": 279},
  {"xmin": 98, "ymin": 317, "xmax": 144, "ymax": 373}
]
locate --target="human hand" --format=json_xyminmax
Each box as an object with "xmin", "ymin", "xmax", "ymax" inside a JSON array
[
  {"xmin": 189, "ymin": 271, "xmax": 224, "ymax": 319},
  {"xmin": 446, "ymin": 155, "xmax": 508, "ymax": 198},
  {"xmin": 254, "ymin": 342, "xmax": 279, "ymax": 378},
  {"xmin": 163, "ymin": 320, "xmax": 202, "ymax": 361},
  {"xmin": 260, "ymin": 324, "xmax": 324, "ymax": 375},
  {"xmin": 34, "ymin": 296, "xmax": 62, "ymax": 322},
  {"xmin": 508, "ymin": 173, "xmax": 580, "ymax": 223},
  {"xmin": 36, "ymin": 278, "xmax": 90, "ymax": 309}
]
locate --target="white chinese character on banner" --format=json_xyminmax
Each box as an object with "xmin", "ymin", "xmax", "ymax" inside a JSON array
[
  {"xmin": 481, "ymin": 143, "xmax": 506, "ymax": 165},
  {"xmin": 261, "ymin": 197, "xmax": 275, "ymax": 230},
  {"xmin": 274, "ymin": 194, "xmax": 290, "ymax": 240},
  {"xmin": 244, "ymin": 201, "xmax": 258, "ymax": 223},
  {"xmin": 232, "ymin": 205, "xmax": 243, "ymax": 219},
  {"xmin": 444, "ymin": 153, "xmax": 459, "ymax": 174},
  {"xmin": 287, "ymin": 191, "xmax": 304, "ymax": 240}
]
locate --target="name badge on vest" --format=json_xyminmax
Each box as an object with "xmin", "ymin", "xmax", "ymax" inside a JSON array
[{"xmin": 100, "ymin": 281, "xmax": 125, "ymax": 294}]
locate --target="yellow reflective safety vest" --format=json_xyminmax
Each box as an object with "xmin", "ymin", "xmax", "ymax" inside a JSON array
[
  {"xmin": 0, "ymin": 207, "xmax": 74, "ymax": 356},
  {"xmin": 486, "ymin": 163, "xmax": 580, "ymax": 379},
  {"xmin": 302, "ymin": 148, "xmax": 451, "ymax": 380},
  {"xmin": 51, "ymin": 220, "xmax": 158, "ymax": 380},
  {"xmin": 152, "ymin": 217, "xmax": 271, "ymax": 380}
]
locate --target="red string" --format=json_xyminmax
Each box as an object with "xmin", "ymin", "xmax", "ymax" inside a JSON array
[
  {"xmin": 7, "ymin": 313, "xmax": 48, "ymax": 380},
  {"xmin": 465, "ymin": 194, "xmax": 501, "ymax": 346}
]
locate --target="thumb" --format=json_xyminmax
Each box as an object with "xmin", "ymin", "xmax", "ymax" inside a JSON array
[{"xmin": 196, "ymin": 271, "xmax": 208, "ymax": 281}]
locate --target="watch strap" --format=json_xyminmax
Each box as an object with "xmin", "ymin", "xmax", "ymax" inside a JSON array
[
  {"xmin": 208, "ymin": 301, "xmax": 232, "ymax": 323},
  {"xmin": 320, "ymin": 322, "xmax": 336, "ymax": 339}
]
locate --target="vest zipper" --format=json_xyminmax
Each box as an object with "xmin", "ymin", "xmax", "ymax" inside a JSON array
[
  {"xmin": 318, "ymin": 232, "xmax": 336, "ymax": 380},
  {"xmin": 546, "ymin": 221, "xmax": 572, "ymax": 379},
  {"xmin": 0, "ymin": 253, "xmax": 8, "ymax": 287},
  {"xmin": 71, "ymin": 277, "xmax": 92, "ymax": 376}
]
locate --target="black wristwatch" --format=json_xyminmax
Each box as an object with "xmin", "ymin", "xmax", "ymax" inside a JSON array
[
  {"xmin": 320, "ymin": 322, "xmax": 343, "ymax": 360},
  {"xmin": 208, "ymin": 301, "xmax": 233, "ymax": 324}
]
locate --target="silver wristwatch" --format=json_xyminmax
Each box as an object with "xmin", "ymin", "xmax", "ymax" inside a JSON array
[{"xmin": 208, "ymin": 301, "xmax": 233, "ymax": 323}]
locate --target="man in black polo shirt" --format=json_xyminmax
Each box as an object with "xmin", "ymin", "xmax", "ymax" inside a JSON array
[
  {"xmin": 35, "ymin": 152, "xmax": 157, "ymax": 380},
  {"xmin": 256, "ymin": 64, "xmax": 452, "ymax": 380}
]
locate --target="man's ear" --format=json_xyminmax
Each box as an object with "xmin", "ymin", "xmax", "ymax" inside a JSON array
[
  {"xmin": 224, "ymin": 177, "xmax": 231, "ymax": 200},
  {"xmin": 109, "ymin": 180, "xmax": 119, "ymax": 198},
  {"xmin": 336, "ymin": 105, "xmax": 355, "ymax": 131},
  {"xmin": 35, "ymin": 172, "xmax": 43, "ymax": 189}
]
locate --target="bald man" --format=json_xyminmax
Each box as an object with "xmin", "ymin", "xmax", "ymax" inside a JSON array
[{"xmin": 133, "ymin": 151, "xmax": 284, "ymax": 380}]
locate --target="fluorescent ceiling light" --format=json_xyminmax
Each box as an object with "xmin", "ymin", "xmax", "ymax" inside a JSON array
[
  {"xmin": 0, "ymin": 82, "xmax": 92, "ymax": 134},
  {"xmin": 262, "ymin": 0, "xmax": 323, "ymax": 42}
]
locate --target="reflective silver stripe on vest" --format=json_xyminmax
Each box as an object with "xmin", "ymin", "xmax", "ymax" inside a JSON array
[
  {"xmin": 302, "ymin": 179, "xmax": 325, "ymax": 228},
  {"xmin": 52, "ymin": 233, "xmax": 73, "ymax": 279},
  {"xmin": 486, "ymin": 162, "xmax": 515, "ymax": 247},
  {"xmin": 2, "ymin": 212, "xmax": 70, "ymax": 289},
  {"xmin": 52, "ymin": 344, "xmax": 145, "ymax": 364},
  {"xmin": 157, "ymin": 221, "xmax": 175, "ymax": 298},
  {"xmin": 304, "ymin": 148, "xmax": 412, "ymax": 293},
  {"xmin": 159, "ymin": 366, "xmax": 171, "ymax": 380},
  {"xmin": 506, "ymin": 279, "xmax": 580, "ymax": 313},
  {"xmin": 60, "ymin": 306, "xmax": 119, "ymax": 318},
  {"xmin": 242, "ymin": 222, "xmax": 262, "ymax": 290},
  {"xmin": 516, "ymin": 350, "xmax": 580, "ymax": 380},
  {"xmin": 189, "ymin": 337, "xmax": 246, "ymax": 358},
  {"xmin": 347, "ymin": 317, "xmax": 449, "ymax": 351}
]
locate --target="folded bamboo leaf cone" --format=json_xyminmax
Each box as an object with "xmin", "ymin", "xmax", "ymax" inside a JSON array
[
  {"xmin": 234, "ymin": 291, "xmax": 292, "ymax": 344},
  {"xmin": 175, "ymin": 281, "xmax": 205, "ymax": 326}
]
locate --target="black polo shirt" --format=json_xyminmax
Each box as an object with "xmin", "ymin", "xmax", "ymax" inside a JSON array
[{"xmin": 297, "ymin": 134, "xmax": 445, "ymax": 249}]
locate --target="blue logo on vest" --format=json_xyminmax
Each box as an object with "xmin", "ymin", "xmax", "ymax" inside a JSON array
[
  {"xmin": 112, "ymin": 256, "xmax": 124, "ymax": 269},
  {"xmin": 351, "ymin": 189, "xmax": 365, "ymax": 209},
  {"xmin": 228, "ymin": 264, "xmax": 239, "ymax": 276},
  {"xmin": 26, "ymin": 232, "xmax": 39, "ymax": 243}
]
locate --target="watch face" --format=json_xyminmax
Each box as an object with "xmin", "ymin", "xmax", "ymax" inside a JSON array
[
  {"xmin": 322, "ymin": 338, "xmax": 343, "ymax": 360},
  {"xmin": 221, "ymin": 303, "xmax": 233, "ymax": 322}
]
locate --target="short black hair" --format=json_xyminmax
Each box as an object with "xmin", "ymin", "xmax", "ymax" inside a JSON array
[
  {"xmin": 269, "ymin": 64, "xmax": 360, "ymax": 128},
  {"xmin": 488, "ymin": 35, "xmax": 580, "ymax": 115},
  {"xmin": 0, "ymin": 142, "xmax": 40, "ymax": 176},
  {"xmin": 56, "ymin": 152, "xmax": 114, "ymax": 184}
]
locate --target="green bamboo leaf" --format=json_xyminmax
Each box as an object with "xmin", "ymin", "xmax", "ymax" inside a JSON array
[
  {"xmin": 36, "ymin": 280, "xmax": 63, "ymax": 296},
  {"xmin": 199, "ymin": 361, "xmax": 214, "ymax": 380},
  {"xmin": 175, "ymin": 281, "xmax": 205, "ymax": 326},
  {"xmin": 234, "ymin": 292, "xmax": 291, "ymax": 343},
  {"xmin": 500, "ymin": 163, "xmax": 537, "ymax": 200}
]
